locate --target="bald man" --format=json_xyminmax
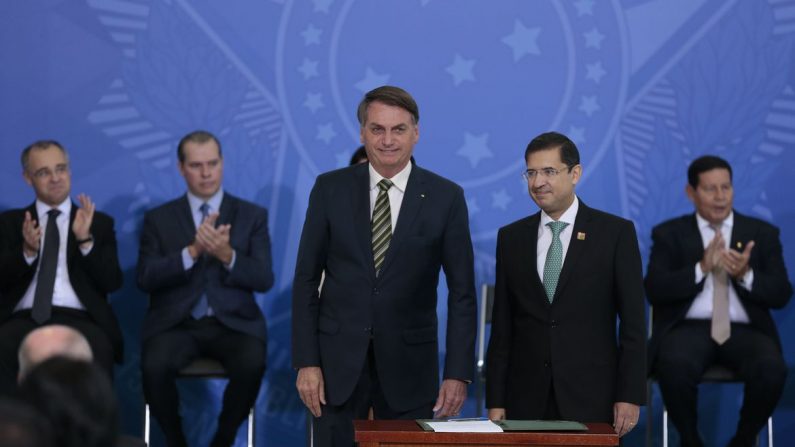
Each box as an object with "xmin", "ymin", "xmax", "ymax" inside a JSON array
[{"xmin": 17, "ymin": 325, "xmax": 92, "ymax": 380}]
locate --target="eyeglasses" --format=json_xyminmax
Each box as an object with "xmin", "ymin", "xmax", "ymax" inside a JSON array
[
  {"xmin": 30, "ymin": 165, "xmax": 69, "ymax": 179},
  {"xmin": 522, "ymin": 165, "xmax": 574, "ymax": 181}
]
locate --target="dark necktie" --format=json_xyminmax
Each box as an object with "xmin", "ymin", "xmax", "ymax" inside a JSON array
[
  {"xmin": 31, "ymin": 209, "xmax": 61, "ymax": 323},
  {"xmin": 542, "ymin": 221, "xmax": 569, "ymax": 303},
  {"xmin": 191, "ymin": 203, "xmax": 211, "ymax": 319},
  {"xmin": 371, "ymin": 179, "xmax": 393, "ymax": 276},
  {"xmin": 710, "ymin": 223, "xmax": 730, "ymax": 344}
]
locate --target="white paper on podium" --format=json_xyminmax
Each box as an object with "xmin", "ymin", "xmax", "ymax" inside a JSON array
[{"xmin": 425, "ymin": 420, "xmax": 504, "ymax": 433}]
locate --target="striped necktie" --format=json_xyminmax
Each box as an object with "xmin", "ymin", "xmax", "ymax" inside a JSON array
[{"xmin": 371, "ymin": 179, "xmax": 393, "ymax": 276}]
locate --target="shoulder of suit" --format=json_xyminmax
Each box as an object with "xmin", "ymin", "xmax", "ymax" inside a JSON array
[
  {"xmin": 0, "ymin": 207, "xmax": 27, "ymax": 221},
  {"xmin": 224, "ymin": 193, "xmax": 268, "ymax": 214},
  {"xmin": 732, "ymin": 210, "xmax": 778, "ymax": 233},
  {"xmin": 579, "ymin": 203, "xmax": 635, "ymax": 228},
  {"xmin": 498, "ymin": 214, "xmax": 537, "ymax": 235},
  {"xmin": 410, "ymin": 165, "xmax": 464, "ymax": 194}
]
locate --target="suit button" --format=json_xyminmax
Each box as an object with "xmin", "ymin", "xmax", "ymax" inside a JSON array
[
  {"xmin": 544, "ymin": 361, "xmax": 550, "ymax": 368},
  {"xmin": 551, "ymin": 320, "xmax": 557, "ymax": 328},
  {"xmin": 372, "ymin": 288, "xmax": 379, "ymax": 295}
]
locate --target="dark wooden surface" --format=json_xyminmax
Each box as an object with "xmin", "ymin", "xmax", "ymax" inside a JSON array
[{"xmin": 354, "ymin": 419, "xmax": 619, "ymax": 446}]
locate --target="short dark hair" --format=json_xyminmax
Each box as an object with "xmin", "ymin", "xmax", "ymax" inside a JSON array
[
  {"xmin": 349, "ymin": 146, "xmax": 368, "ymax": 165},
  {"xmin": 524, "ymin": 131, "xmax": 580, "ymax": 167},
  {"xmin": 357, "ymin": 86, "xmax": 419, "ymax": 125},
  {"xmin": 177, "ymin": 130, "xmax": 222, "ymax": 163},
  {"xmin": 19, "ymin": 357, "xmax": 118, "ymax": 447},
  {"xmin": 687, "ymin": 155, "xmax": 733, "ymax": 188},
  {"xmin": 21, "ymin": 140, "xmax": 68, "ymax": 171}
]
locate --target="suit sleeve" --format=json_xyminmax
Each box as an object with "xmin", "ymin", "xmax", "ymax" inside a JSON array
[
  {"xmin": 75, "ymin": 213, "xmax": 122, "ymax": 293},
  {"xmin": 291, "ymin": 178, "xmax": 329, "ymax": 368},
  {"xmin": 644, "ymin": 224, "xmax": 704, "ymax": 306},
  {"xmin": 224, "ymin": 206, "xmax": 274, "ymax": 293},
  {"xmin": 614, "ymin": 220, "xmax": 647, "ymax": 405},
  {"xmin": 136, "ymin": 211, "xmax": 192, "ymax": 294},
  {"xmin": 737, "ymin": 224, "xmax": 792, "ymax": 309},
  {"xmin": 485, "ymin": 228, "xmax": 510, "ymax": 409},
  {"xmin": 0, "ymin": 212, "xmax": 36, "ymax": 293},
  {"xmin": 441, "ymin": 186, "xmax": 477, "ymax": 382}
]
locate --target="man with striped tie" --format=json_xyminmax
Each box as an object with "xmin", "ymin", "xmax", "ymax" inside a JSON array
[
  {"xmin": 292, "ymin": 86, "xmax": 477, "ymax": 447},
  {"xmin": 486, "ymin": 132, "xmax": 646, "ymax": 438}
]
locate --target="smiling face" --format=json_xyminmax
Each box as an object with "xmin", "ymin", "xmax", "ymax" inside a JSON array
[
  {"xmin": 179, "ymin": 139, "xmax": 223, "ymax": 200},
  {"xmin": 525, "ymin": 146, "xmax": 581, "ymax": 220},
  {"xmin": 687, "ymin": 167, "xmax": 733, "ymax": 225},
  {"xmin": 360, "ymin": 101, "xmax": 419, "ymax": 179},
  {"xmin": 23, "ymin": 145, "xmax": 72, "ymax": 207}
]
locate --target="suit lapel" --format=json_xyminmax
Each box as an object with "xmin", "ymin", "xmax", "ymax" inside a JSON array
[
  {"xmin": 522, "ymin": 213, "xmax": 545, "ymax": 296},
  {"xmin": 175, "ymin": 195, "xmax": 197, "ymax": 241},
  {"xmin": 218, "ymin": 193, "xmax": 237, "ymax": 227},
  {"xmin": 729, "ymin": 211, "xmax": 750, "ymax": 253},
  {"xmin": 554, "ymin": 201, "xmax": 591, "ymax": 303},
  {"xmin": 378, "ymin": 166, "xmax": 425, "ymax": 277},
  {"xmin": 352, "ymin": 165, "xmax": 377, "ymax": 279},
  {"xmin": 682, "ymin": 214, "xmax": 705, "ymax": 262}
]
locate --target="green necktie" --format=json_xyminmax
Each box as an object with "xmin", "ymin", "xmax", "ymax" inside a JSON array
[
  {"xmin": 543, "ymin": 221, "xmax": 569, "ymax": 303},
  {"xmin": 371, "ymin": 179, "xmax": 393, "ymax": 276}
]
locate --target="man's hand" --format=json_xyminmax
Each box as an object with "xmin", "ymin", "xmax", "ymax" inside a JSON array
[
  {"xmin": 22, "ymin": 211, "xmax": 41, "ymax": 258},
  {"xmin": 487, "ymin": 408, "xmax": 506, "ymax": 421},
  {"xmin": 195, "ymin": 213, "xmax": 234, "ymax": 264},
  {"xmin": 433, "ymin": 379, "xmax": 467, "ymax": 418},
  {"xmin": 722, "ymin": 240, "xmax": 755, "ymax": 279},
  {"xmin": 700, "ymin": 231, "xmax": 724, "ymax": 274},
  {"xmin": 72, "ymin": 193, "xmax": 95, "ymax": 240},
  {"xmin": 296, "ymin": 366, "xmax": 326, "ymax": 418},
  {"xmin": 613, "ymin": 402, "xmax": 639, "ymax": 437}
]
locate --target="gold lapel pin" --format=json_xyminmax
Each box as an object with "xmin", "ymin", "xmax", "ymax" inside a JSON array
[
  {"xmin": 736, "ymin": 241, "xmax": 742, "ymax": 249},
  {"xmin": 577, "ymin": 232, "xmax": 586, "ymax": 240}
]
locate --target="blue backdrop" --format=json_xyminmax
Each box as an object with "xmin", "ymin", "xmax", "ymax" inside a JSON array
[{"xmin": 1, "ymin": 1, "xmax": 794, "ymax": 445}]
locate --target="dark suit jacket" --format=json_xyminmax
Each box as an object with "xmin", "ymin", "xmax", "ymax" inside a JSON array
[
  {"xmin": 0, "ymin": 203, "xmax": 124, "ymax": 361},
  {"xmin": 291, "ymin": 163, "xmax": 477, "ymax": 412},
  {"xmin": 485, "ymin": 201, "xmax": 646, "ymax": 423},
  {"xmin": 645, "ymin": 211, "xmax": 792, "ymax": 372},
  {"xmin": 136, "ymin": 193, "xmax": 273, "ymax": 341}
]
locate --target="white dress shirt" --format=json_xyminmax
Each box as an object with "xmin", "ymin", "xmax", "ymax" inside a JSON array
[
  {"xmin": 685, "ymin": 212, "xmax": 751, "ymax": 322},
  {"xmin": 16, "ymin": 198, "xmax": 88, "ymax": 312},
  {"xmin": 536, "ymin": 196, "xmax": 579, "ymax": 281}
]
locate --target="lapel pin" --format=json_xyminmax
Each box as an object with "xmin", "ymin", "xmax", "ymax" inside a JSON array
[
  {"xmin": 736, "ymin": 241, "xmax": 742, "ymax": 249},
  {"xmin": 420, "ymin": 193, "xmax": 425, "ymax": 198},
  {"xmin": 577, "ymin": 232, "xmax": 586, "ymax": 240}
]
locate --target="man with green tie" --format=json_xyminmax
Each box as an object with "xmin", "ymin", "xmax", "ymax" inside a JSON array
[{"xmin": 486, "ymin": 131, "xmax": 646, "ymax": 438}]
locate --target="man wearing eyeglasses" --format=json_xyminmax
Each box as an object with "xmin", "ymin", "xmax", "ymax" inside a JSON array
[
  {"xmin": 486, "ymin": 131, "xmax": 646, "ymax": 437},
  {"xmin": 0, "ymin": 140, "xmax": 123, "ymax": 396}
]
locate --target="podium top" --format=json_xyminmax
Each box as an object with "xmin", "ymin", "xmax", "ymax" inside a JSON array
[{"xmin": 354, "ymin": 419, "xmax": 619, "ymax": 446}]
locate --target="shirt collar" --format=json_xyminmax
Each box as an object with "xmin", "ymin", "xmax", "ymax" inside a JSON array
[
  {"xmin": 36, "ymin": 197, "xmax": 71, "ymax": 219},
  {"xmin": 187, "ymin": 188, "xmax": 224, "ymax": 214},
  {"xmin": 695, "ymin": 210, "xmax": 734, "ymax": 231},
  {"xmin": 540, "ymin": 195, "xmax": 579, "ymax": 228},
  {"xmin": 369, "ymin": 162, "xmax": 412, "ymax": 193}
]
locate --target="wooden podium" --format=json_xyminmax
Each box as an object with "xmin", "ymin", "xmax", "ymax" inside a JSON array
[{"xmin": 354, "ymin": 420, "xmax": 619, "ymax": 446}]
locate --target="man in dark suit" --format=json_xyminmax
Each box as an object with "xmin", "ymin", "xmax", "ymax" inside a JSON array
[
  {"xmin": 137, "ymin": 130, "xmax": 274, "ymax": 447},
  {"xmin": 292, "ymin": 86, "xmax": 477, "ymax": 447},
  {"xmin": 645, "ymin": 155, "xmax": 791, "ymax": 447},
  {"xmin": 485, "ymin": 132, "xmax": 646, "ymax": 437},
  {"xmin": 0, "ymin": 140, "xmax": 123, "ymax": 396}
]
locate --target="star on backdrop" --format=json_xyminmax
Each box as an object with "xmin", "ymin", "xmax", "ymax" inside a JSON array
[{"xmin": 502, "ymin": 20, "xmax": 541, "ymax": 62}]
